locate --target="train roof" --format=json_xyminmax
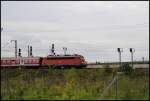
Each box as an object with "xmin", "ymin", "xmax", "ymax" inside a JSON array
[
  {"xmin": 1, "ymin": 57, "xmax": 41, "ymax": 59},
  {"xmin": 46, "ymin": 54, "xmax": 83, "ymax": 58},
  {"xmin": 1, "ymin": 54, "xmax": 84, "ymax": 59}
]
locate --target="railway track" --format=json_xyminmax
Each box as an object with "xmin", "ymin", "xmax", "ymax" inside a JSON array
[
  {"xmin": 1, "ymin": 64, "xmax": 149, "ymax": 69},
  {"xmin": 86, "ymin": 64, "xmax": 149, "ymax": 69}
]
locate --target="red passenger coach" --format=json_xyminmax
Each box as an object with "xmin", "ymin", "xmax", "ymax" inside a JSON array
[
  {"xmin": 1, "ymin": 57, "xmax": 20, "ymax": 68},
  {"xmin": 23, "ymin": 57, "xmax": 41, "ymax": 67},
  {"xmin": 42, "ymin": 54, "xmax": 87, "ymax": 68},
  {"xmin": 1, "ymin": 57, "xmax": 41, "ymax": 69}
]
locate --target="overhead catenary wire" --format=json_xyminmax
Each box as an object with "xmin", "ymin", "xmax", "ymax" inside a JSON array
[{"xmin": 1, "ymin": 42, "xmax": 11, "ymax": 48}]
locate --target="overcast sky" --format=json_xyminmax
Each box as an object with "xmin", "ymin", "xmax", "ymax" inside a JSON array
[{"xmin": 1, "ymin": 1, "xmax": 149, "ymax": 62}]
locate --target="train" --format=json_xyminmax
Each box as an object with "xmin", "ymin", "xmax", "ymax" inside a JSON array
[{"xmin": 1, "ymin": 54, "xmax": 87, "ymax": 69}]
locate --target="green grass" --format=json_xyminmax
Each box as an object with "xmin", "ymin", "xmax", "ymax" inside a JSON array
[{"xmin": 1, "ymin": 68, "xmax": 149, "ymax": 100}]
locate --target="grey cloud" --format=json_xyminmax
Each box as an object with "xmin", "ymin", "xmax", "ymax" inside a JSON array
[{"xmin": 1, "ymin": 1, "xmax": 149, "ymax": 62}]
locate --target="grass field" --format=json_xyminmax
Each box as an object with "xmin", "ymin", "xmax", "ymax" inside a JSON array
[{"xmin": 1, "ymin": 67, "xmax": 149, "ymax": 100}]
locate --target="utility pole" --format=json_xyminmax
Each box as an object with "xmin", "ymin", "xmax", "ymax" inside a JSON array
[
  {"xmin": 115, "ymin": 75, "xmax": 118, "ymax": 99},
  {"xmin": 11, "ymin": 40, "xmax": 17, "ymax": 58},
  {"xmin": 129, "ymin": 48, "xmax": 135, "ymax": 69},
  {"xmin": 116, "ymin": 48, "xmax": 123, "ymax": 99},
  {"xmin": 28, "ymin": 45, "xmax": 30, "ymax": 57},
  {"xmin": 142, "ymin": 57, "xmax": 144, "ymax": 63}
]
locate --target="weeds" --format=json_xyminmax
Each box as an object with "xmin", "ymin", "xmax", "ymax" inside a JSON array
[{"xmin": 1, "ymin": 68, "xmax": 149, "ymax": 100}]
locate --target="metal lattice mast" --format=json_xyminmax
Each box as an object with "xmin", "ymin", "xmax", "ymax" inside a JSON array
[{"xmin": 11, "ymin": 40, "xmax": 17, "ymax": 58}]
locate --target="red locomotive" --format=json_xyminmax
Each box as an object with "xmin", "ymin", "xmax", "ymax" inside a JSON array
[
  {"xmin": 1, "ymin": 44, "xmax": 87, "ymax": 69},
  {"xmin": 42, "ymin": 54, "xmax": 87, "ymax": 68}
]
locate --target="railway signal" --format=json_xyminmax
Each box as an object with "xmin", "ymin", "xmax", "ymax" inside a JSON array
[
  {"xmin": 51, "ymin": 44, "xmax": 55, "ymax": 55},
  {"xmin": 129, "ymin": 48, "xmax": 135, "ymax": 68},
  {"xmin": 30, "ymin": 46, "xmax": 32, "ymax": 56},
  {"xmin": 117, "ymin": 48, "xmax": 123, "ymax": 68},
  {"xmin": 18, "ymin": 48, "xmax": 21, "ymax": 57}
]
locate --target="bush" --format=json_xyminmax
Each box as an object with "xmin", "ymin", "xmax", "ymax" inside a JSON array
[
  {"xmin": 103, "ymin": 64, "xmax": 112, "ymax": 74},
  {"xmin": 121, "ymin": 63, "xmax": 133, "ymax": 75}
]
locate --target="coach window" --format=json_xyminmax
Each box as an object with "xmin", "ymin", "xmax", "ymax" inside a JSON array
[
  {"xmin": 31, "ymin": 59, "xmax": 34, "ymax": 63},
  {"xmin": 34, "ymin": 59, "xmax": 37, "ymax": 63},
  {"xmin": 28, "ymin": 59, "xmax": 31, "ymax": 63},
  {"xmin": 7, "ymin": 60, "xmax": 10, "ymax": 63},
  {"xmin": 35, "ymin": 59, "xmax": 38, "ymax": 63},
  {"xmin": 30, "ymin": 59, "xmax": 33, "ymax": 63},
  {"xmin": 32, "ymin": 59, "xmax": 34, "ymax": 63},
  {"xmin": 31, "ymin": 59, "xmax": 33, "ymax": 63},
  {"xmin": 16, "ymin": 60, "xmax": 19, "ymax": 64},
  {"xmin": 24, "ymin": 59, "xmax": 27, "ymax": 63},
  {"xmin": 3, "ymin": 60, "xmax": 6, "ymax": 64}
]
